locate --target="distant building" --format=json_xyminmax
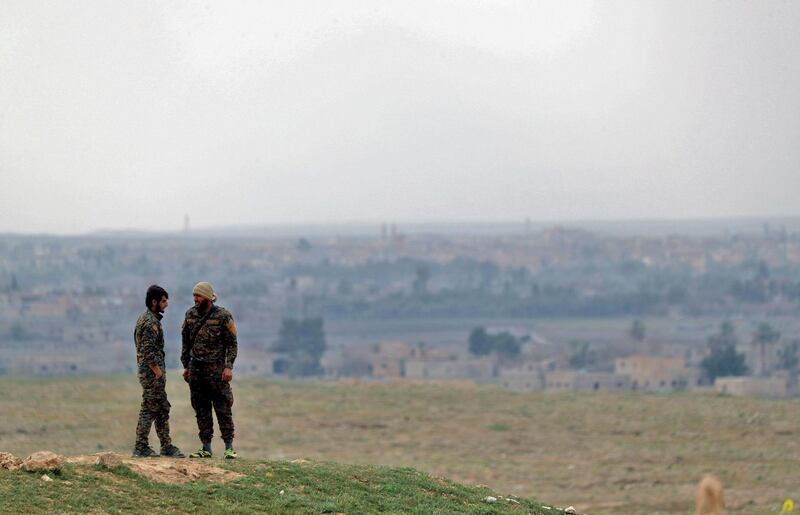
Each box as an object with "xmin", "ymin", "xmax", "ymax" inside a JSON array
[
  {"xmin": 615, "ymin": 355, "xmax": 703, "ymax": 390},
  {"xmin": 234, "ymin": 350, "xmax": 291, "ymax": 376},
  {"xmin": 7, "ymin": 356, "xmax": 98, "ymax": 375},
  {"xmin": 368, "ymin": 340, "xmax": 416, "ymax": 379},
  {"xmin": 498, "ymin": 361, "xmax": 546, "ymax": 392},
  {"xmin": 323, "ymin": 340, "xmax": 441, "ymax": 379},
  {"xmin": 545, "ymin": 370, "xmax": 630, "ymax": 392},
  {"xmin": 715, "ymin": 376, "xmax": 789, "ymax": 399},
  {"xmin": 371, "ymin": 355, "xmax": 405, "ymax": 379},
  {"xmin": 322, "ymin": 347, "xmax": 371, "ymax": 378},
  {"xmin": 404, "ymin": 357, "xmax": 496, "ymax": 382}
]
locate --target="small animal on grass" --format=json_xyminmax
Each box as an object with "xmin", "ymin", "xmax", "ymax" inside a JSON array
[{"xmin": 695, "ymin": 475, "xmax": 724, "ymax": 515}]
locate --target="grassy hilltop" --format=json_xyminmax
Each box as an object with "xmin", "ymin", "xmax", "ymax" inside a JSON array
[
  {"xmin": 1, "ymin": 375, "xmax": 799, "ymax": 514},
  {"xmin": 0, "ymin": 458, "xmax": 554, "ymax": 514}
]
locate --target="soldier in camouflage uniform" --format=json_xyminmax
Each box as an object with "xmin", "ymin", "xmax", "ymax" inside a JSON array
[
  {"xmin": 133, "ymin": 285, "xmax": 184, "ymax": 458},
  {"xmin": 181, "ymin": 282, "xmax": 239, "ymax": 459}
]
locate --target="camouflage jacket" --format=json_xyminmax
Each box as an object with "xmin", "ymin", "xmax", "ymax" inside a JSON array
[
  {"xmin": 181, "ymin": 305, "xmax": 238, "ymax": 369},
  {"xmin": 134, "ymin": 309, "xmax": 165, "ymax": 369}
]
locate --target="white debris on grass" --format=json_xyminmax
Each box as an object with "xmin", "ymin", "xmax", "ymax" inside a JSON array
[{"xmin": 483, "ymin": 496, "xmax": 497, "ymax": 503}]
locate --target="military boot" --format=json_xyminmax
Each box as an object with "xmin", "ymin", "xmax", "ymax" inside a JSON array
[
  {"xmin": 160, "ymin": 445, "xmax": 185, "ymax": 458},
  {"xmin": 132, "ymin": 446, "xmax": 158, "ymax": 458}
]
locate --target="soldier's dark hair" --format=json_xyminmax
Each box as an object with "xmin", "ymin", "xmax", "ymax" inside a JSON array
[{"xmin": 145, "ymin": 285, "xmax": 169, "ymax": 309}]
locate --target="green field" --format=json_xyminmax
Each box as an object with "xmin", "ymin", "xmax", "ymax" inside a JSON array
[{"xmin": 1, "ymin": 375, "xmax": 798, "ymax": 514}]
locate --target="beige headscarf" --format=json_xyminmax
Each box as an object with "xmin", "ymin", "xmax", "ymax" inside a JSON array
[{"xmin": 192, "ymin": 281, "xmax": 217, "ymax": 302}]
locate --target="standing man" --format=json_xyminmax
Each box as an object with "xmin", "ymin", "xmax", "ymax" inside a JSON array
[
  {"xmin": 181, "ymin": 282, "xmax": 239, "ymax": 459},
  {"xmin": 133, "ymin": 285, "xmax": 184, "ymax": 458}
]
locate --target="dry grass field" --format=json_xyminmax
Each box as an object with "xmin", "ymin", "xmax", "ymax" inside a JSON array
[{"xmin": 1, "ymin": 374, "xmax": 798, "ymax": 514}]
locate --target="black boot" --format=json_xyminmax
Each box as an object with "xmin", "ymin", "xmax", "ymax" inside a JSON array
[
  {"xmin": 160, "ymin": 445, "xmax": 186, "ymax": 458},
  {"xmin": 132, "ymin": 445, "xmax": 158, "ymax": 458}
]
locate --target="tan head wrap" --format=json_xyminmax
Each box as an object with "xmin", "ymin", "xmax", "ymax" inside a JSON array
[{"xmin": 192, "ymin": 281, "xmax": 217, "ymax": 302}]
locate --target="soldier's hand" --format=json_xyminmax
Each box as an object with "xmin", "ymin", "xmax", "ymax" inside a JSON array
[
  {"xmin": 182, "ymin": 369, "xmax": 190, "ymax": 383},
  {"xmin": 152, "ymin": 366, "xmax": 163, "ymax": 380},
  {"xmin": 222, "ymin": 367, "xmax": 233, "ymax": 382}
]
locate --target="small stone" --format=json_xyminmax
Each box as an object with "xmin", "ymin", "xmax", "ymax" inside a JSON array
[
  {"xmin": 23, "ymin": 451, "xmax": 62, "ymax": 473},
  {"xmin": 95, "ymin": 452, "xmax": 123, "ymax": 468},
  {"xmin": 40, "ymin": 474, "xmax": 52, "ymax": 482},
  {"xmin": 0, "ymin": 452, "xmax": 22, "ymax": 471},
  {"xmin": 484, "ymin": 496, "xmax": 497, "ymax": 503},
  {"xmin": 279, "ymin": 490, "xmax": 285, "ymax": 495},
  {"xmin": 564, "ymin": 507, "xmax": 577, "ymax": 514}
]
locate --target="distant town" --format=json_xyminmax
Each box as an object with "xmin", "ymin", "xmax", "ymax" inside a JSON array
[{"xmin": 1, "ymin": 220, "xmax": 799, "ymax": 398}]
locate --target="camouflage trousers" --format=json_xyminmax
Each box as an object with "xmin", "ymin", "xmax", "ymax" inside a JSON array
[
  {"xmin": 189, "ymin": 363, "xmax": 235, "ymax": 443},
  {"xmin": 135, "ymin": 367, "xmax": 172, "ymax": 449}
]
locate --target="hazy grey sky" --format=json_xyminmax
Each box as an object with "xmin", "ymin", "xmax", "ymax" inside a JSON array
[{"xmin": 1, "ymin": 1, "xmax": 799, "ymax": 234}]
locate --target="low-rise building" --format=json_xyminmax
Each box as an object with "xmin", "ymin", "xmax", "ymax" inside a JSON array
[
  {"xmin": 545, "ymin": 370, "xmax": 630, "ymax": 392},
  {"xmin": 715, "ymin": 376, "xmax": 789, "ymax": 399},
  {"xmin": 6, "ymin": 356, "xmax": 110, "ymax": 375},
  {"xmin": 498, "ymin": 361, "xmax": 546, "ymax": 391},
  {"xmin": 404, "ymin": 357, "xmax": 496, "ymax": 381},
  {"xmin": 234, "ymin": 350, "xmax": 291, "ymax": 376},
  {"xmin": 368, "ymin": 340, "xmax": 417, "ymax": 379},
  {"xmin": 615, "ymin": 355, "xmax": 701, "ymax": 390}
]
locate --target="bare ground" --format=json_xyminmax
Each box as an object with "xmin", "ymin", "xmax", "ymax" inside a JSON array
[{"xmin": 64, "ymin": 453, "xmax": 244, "ymax": 484}]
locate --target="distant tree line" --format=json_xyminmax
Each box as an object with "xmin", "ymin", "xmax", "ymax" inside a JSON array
[
  {"xmin": 6, "ymin": 237, "xmax": 800, "ymax": 320},
  {"xmin": 303, "ymin": 258, "xmax": 800, "ymax": 319},
  {"xmin": 311, "ymin": 287, "xmax": 663, "ymax": 319},
  {"xmin": 700, "ymin": 321, "xmax": 799, "ymax": 381},
  {"xmin": 468, "ymin": 327, "xmax": 521, "ymax": 360}
]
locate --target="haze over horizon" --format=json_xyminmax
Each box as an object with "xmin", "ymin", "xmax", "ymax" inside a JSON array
[{"xmin": 2, "ymin": 1, "xmax": 799, "ymax": 235}]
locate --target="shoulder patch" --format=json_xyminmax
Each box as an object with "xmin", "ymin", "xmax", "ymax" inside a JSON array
[{"xmin": 227, "ymin": 318, "xmax": 237, "ymax": 336}]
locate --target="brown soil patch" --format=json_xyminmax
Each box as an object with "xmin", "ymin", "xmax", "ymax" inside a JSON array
[
  {"xmin": 65, "ymin": 455, "xmax": 99, "ymax": 465},
  {"xmin": 65, "ymin": 454, "xmax": 244, "ymax": 485},
  {"xmin": 123, "ymin": 458, "xmax": 244, "ymax": 484}
]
